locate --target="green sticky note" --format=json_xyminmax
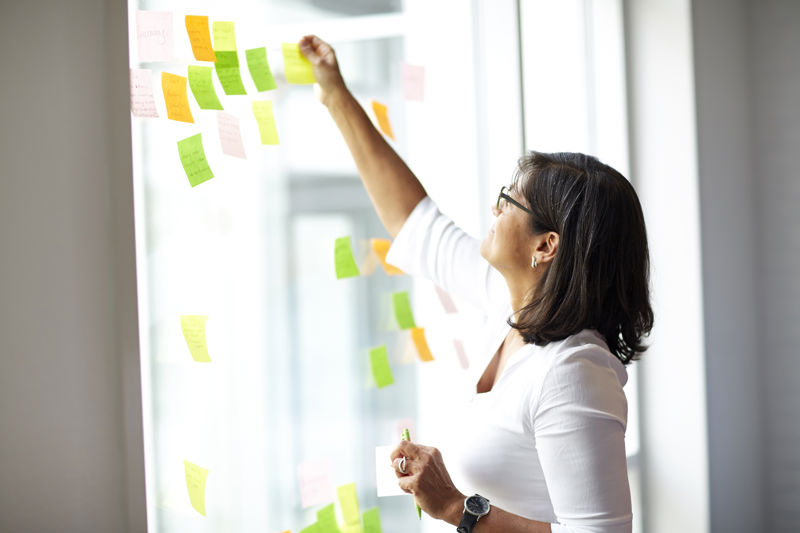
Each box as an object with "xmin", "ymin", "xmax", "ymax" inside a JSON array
[
  {"xmin": 392, "ymin": 291, "xmax": 417, "ymax": 329},
  {"xmin": 299, "ymin": 523, "xmax": 320, "ymax": 533},
  {"xmin": 369, "ymin": 346, "xmax": 394, "ymax": 389},
  {"xmin": 180, "ymin": 315, "xmax": 212, "ymax": 362},
  {"xmin": 317, "ymin": 503, "xmax": 341, "ymax": 533},
  {"xmin": 245, "ymin": 47, "xmax": 277, "ymax": 91},
  {"xmin": 334, "ymin": 236, "xmax": 360, "ymax": 279},
  {"xmin": 188, "ymin": 66, "xmax": 223, "ymax": 110},
  {"xmin": 251, "ymin": 100, "xmax": 280, "ymax": 145},
  {"xmin": 340, "ymin": 526, "xmax": 363, "ymax": 533},
  {"xmin": 282, "ymin": 43, "xmax": 316, "ymax": 84},
  {"xmin": 362, "ymin": 508, "xmax": 382, "ymax": 533},
  {"xmin": 177, "ymin": 134, "xmax": 214, "ymax": 187},
  {"xmin": 212, "ymin": 21, "xmax": 236, "ymax": 51},
  {"xmin": 214, "ymin": 51, "xmax": 247, "ymax": 95},
  {"xmin": 183, "ymin": 460, "xmax": 209, "ymax": 516},
  {"xmin": 337, "ymin": 483, "xmax": 361, "ymax": 526}
]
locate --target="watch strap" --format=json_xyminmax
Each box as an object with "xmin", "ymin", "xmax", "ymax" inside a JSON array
[{"xmin": 456, "ymin": 512, "xmax": 479, "ymax": 533}]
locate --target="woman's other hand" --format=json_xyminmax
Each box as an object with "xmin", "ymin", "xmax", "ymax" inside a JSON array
[
  {"xmin": 297, "ymin": 35, "xmax": 347, "ymax": 106},
  {"xmin": 390, "ymin": 440, "xmax": 466, "ymax": 525}
]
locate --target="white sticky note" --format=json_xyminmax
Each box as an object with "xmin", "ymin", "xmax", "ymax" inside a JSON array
[
  {"xmin": 402, "ymin": 63, "xmax": 425, "ymax": 101},
  {"xmin": 375, "ymin": 445, "xmax": 405, "ymax": 497},
  {"xmin": 297, "ymin": 458, "xmax": 334, "ymax": 508},
  {"xmin": 136, "ymin": 11, "xmax": 174, "ymax": 62},
  {"xmin": 217, "ymin": 112, "xmax": 246, "ymax": 159},
  {"xmin": 130, "ymin": 69, "xmax": 158, "ymax": 118}
]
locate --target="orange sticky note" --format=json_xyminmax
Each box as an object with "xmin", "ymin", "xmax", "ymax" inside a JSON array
[
  {"xmin": 371, "ymin": 100, "xmax": 395, "ymax": 140},
  {"xmin": 185, "ymin": 15, "xmax": 216, "ymax": 62},
  {"xmin": 410, "ymin": 327, "xmax": 434, "ymax": 362},
  {"xmin": 162, "ymin": 72, "xmax": 194, "ymax": 123},
  {"xmin": 371, "ymin": 239, "xmax": 403, "ymax": 275}
]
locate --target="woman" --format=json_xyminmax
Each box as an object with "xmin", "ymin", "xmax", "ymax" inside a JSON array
[{"xmin": 298, "ymin": 35, "xmax": 653, "ymax": 533}]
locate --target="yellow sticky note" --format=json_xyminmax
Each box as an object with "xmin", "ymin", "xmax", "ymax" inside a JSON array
[
  {"xmin": 371, "ymin": 101, "xmax": 395, "ymax": 140},
  {"xmin": 212, "ymin": 21, "xmax": 236, "ymax": 51},
  {"xmin": 185, "ymin": 15, "xmax": 217, "ymax": 61},
  {"xmin": 162, "ymin": 72, "xmax": 194, "ymax": 123},
  {"xmin": 180, "ymin": 315, "xmax": 211, "ymax": 362},
  {"xmin": 371, "ymin": 239, "xmax": 404, "ymax": 275},
  {"xmin": 410, "ymin": 327, "xmax": 435, "ymax": 362},
  {"xmin": 183, "ymin": 460, "xmax": 209, "ymax": 516},
  {"xmin": 251, "ymin": 100, "xmax": 280, "ymax": 145},
  {"xmin": 282, "ymin": 43, "xmax": 316, "ymax": 84},
  {"xmin": 337, "ymin": 483, "xmax": 361, "ymax": 526}
]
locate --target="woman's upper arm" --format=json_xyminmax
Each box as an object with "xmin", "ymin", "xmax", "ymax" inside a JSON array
[{"xmin": 532, "ymin": 349, "xmax": 633, "ymax": 533}]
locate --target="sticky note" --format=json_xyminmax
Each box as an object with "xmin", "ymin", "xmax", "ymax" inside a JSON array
[
  {"xmin": 299, "ymin": 523, "xmax": 320, "ymax": 533},
  {"xmin": 317, "ymin": 503, "xmax": 341, "ymax": 533},
  {"xmin": 177, "ymin": 134, "xmax": 214, "ymax": 188},
  {"xmin": 337, "ymin": 483, "xmax": 361, "ymax": 526},
  {"xmin": 392, "ymin": 291, "xmax": 416, "ymax": 329},
  {"xmin": 130, "ymin": 68, "xmax": 158, "ymax": 118},
  {"xmin": 251, "ymin": 100, "xmax": 280, "ymax": 145},
  {"xmin": 341, "ymin": 526, "xmax": 363, "ymax": 533},
  {"xmin": 371, "ymin": 101, "xmax": 395, "ymax": 140},
  {"xmin": 453, "ymin": 339, "xmax": 469, "ymax": 370},
  {"xmin": 402, "ymin": 63, "xmax": 425, "ymax": 101},
  {"xmin": 215, "ymin": 51, "xmax": 247, "ymax": 95},
  {"xmin": 183, "ymin": 460, "xmax": 209, "ymax": 516},
  {"xmin": 410, "ymin": 327, "xmax": 435, "ymax": 362},
  {"xmin": 375, "ymin": 445, "xmax": 404, "ymax": 497},
  {"xmin": 188, "ymin": 66, "xmax": 223, "ymax": 110},
  {"xmin": 162, "ymin": 72, "xmax": 194, "ymax": 123},
  {"xmin": 362, "ymin": 508, "xmax": 383, "ymax": 533},
  {"xmin": 297, "ymin": 459, "xmax": 333, "ymax": 508},
  {"xmin": 371, "ymin": 239, "xmax": 404, "ymax": 275},
  {"xmin": 136, "ymin": 11, "xmax": 173, "ymax": 62},
  {"xmin": 217, "ymin": 112, "xmax": 246, "ymax": 159},
  {"xmin": 282, "ymin": 43, "xmax": 316, "ymax": 84},
  {"xmin": 185, "ymin": 15, "xmax": 216, "ymax": 61},
  {"xmin": 180, "ymin": 315, "xmax": 212, "ymax": 361},
  {"xmin": 434, "ymin": 284, "xmax": 458, "ymax": 313},
  {"xmin": 369, "ymin": 346, "xmax": 394, "ymax": 389},
  {"xmin": 212, "ymin": 21, "xmax": 236, "ymax": 51},
  {"xmin": 334, "ymin": 236, "xmax": 360, "ymax": 279},
  {"xmin": 246, "ymin": 47, "xmax": 278, "ymax": 92}
]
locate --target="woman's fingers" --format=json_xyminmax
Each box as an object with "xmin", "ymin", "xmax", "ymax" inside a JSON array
[{"xmin": 297, "ymin": 34, "xmax": 347, "ymax": 105}]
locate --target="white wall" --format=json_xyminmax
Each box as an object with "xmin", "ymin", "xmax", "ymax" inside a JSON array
[{"xmin": 0, "ymin": 1, "xmax": 146, "ymax": 532}]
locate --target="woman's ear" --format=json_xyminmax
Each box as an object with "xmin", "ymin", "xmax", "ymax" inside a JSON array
[{"xmin": 535, "ymin": 232, "xmax": 559, "ymax": 265}]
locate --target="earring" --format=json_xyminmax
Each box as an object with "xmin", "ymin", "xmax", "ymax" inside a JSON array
[{"xmin": 531, "ymin": 257, "xmax": 538, "ymax": 269}]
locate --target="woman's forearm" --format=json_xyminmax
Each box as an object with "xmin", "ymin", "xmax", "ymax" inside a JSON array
[{"xmin": 441, "ymin": 499, "xmax": 552, "ymax": 533}]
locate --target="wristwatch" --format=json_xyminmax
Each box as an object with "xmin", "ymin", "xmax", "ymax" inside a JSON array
[{"xmin": 456, "ymin": 494, "xmax": 491, "ymax": 533}]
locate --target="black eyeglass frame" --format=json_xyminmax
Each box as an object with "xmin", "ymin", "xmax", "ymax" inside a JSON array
[{"xmin": 497, "ymin": 186, "xmax": 533, "ymax": 215}]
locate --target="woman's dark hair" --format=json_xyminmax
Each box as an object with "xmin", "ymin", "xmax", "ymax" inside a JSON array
[{"xmin": 510, "ymin": 151, "xmax": 654, "ymax": 365}]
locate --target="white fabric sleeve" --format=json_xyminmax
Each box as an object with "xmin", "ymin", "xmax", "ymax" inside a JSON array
[
  {"xmin": 531, "ymin": 348, "xmax": 633, "ymax": 533},
  {"xmin": 385, "ymin": 196, "xmax": 506, "ymax": 311}
]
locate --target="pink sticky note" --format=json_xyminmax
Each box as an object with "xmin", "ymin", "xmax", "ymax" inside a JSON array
[
  {"xmin": 453, "ymin": 339, "xmax": 469, "ymax": 370},
  {"xmin": 297, "ymin": 459, "xmax": 333, "ymax": 508},
  {"xmin": 136, "ymin": 11, "xmax": 174, "ymax": 63},
  {"xmin": 217, "ymin": 112, "xmax": 247, "ymax": 159},
  {"xmin": 434, "ymin": 284, "xmax": 458, "ymax": 314},
  {"xmin": 402, "ymin": 63, "xmax": 425, "ymax": 101},
  {"xmin": 130, "ymin": 69, "xmax": 158, "ymax": 118}
]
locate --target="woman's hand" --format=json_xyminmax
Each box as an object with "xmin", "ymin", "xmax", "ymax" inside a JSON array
[
  {"xmin": 390, "ymin": 440, "xmax": 466, "ymax": 525},
  {"xmin": 297, "ymin": 35, "xmax": 347, "ymax": 107}
]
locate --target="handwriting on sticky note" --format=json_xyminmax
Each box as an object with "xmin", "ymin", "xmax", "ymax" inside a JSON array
[
  {"xmin": 251, "ymin": 100, "xmax": 280, "ymax": 145},
  {"xmin": 162, "ymin": 72, "xmax": 194, "ymax": 123},
  {"xmin": 185, "ymin": 15, "xmax": 216, "ymax": 61},
  {"xmin": 371, "ymin": 101, "xmax": 395, "ymax": 140},
  {"xmin": 362, "ymin": 508, "xmax": 383, "ymax": 533},
  {"xmin": 136, "ymin": 11, "xmax": 173, "ymax": 62},
  {"xmin": 183, "ymin": 460, "xmax": 209, "ymax": 516},
  {"xmin": 180, "ymin": 315, "xmax": 212, "ymax": 361},
  {"xmin": 282, "ymin": 43, "xmax": 316, "ymax": 84},
  {"xmin": 392, "ymin": 291, "xmax": 416, "ymax": 329},
  {"xmin": 453, "ymin": 339, "xmax": 469, "ymax": 370},
  {"xmin": 410, "ymin": 327, "xmax": 434, "ymax": 362},
  {"xmin": 217, "ymin": 112, "xmax": 246, "ymax": 159},
  {"xmin": 434, "ymin": 284, "xmax": 458, "ymax": 313},
  {"xmin": 375, "ymin": 445, "xmax": 404, "ymax": 497},
  {"xmin": 212, "ymin": 21, "xmax": 236, "ymax": 51},
  {"xmin": 369, "ymin": 346, "xmax": 394, "ymax": 389},
  {"xmin": 215, "ymin": 51, "xmax": 247, "ymax": 95},
  {"xmin": 317, "ymin": 503, "xmax": 341, "ymax": 533},
  {"xmin": 130, "ymin": 69, "xmax": 158, "ymax": 118},
  {"xmin": 177, "ymin": 134, "xmax": 214, "ymax": 188},
  {"xmin": 334, "ymin": 236, "xmax": 360, "ymax": 279},
  {"xmin": 337, "ymin": 483, "xmax": 361, "ymax": 526},
  {"xmin": 402, "ymin": 63, "xmax": 425, "ymax": 101},
  {"xmin": 297, "ymin": 459, "xmax": 333, "ymax": 508},
  {"xmin": 188, "ymin": 66, "xmax": 223, "ymax": 110},
  {"xmin": 371, "ymin": 239, "xmax": 404, "ymax": 275},
  {"xmin": 246, "ymin": 47, "xmax": 277, "ymax": 92}
]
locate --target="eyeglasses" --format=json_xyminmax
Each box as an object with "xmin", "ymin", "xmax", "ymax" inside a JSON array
[{"xmin": 496, "ymin": 186, "xmax": 533, "ymax": 214}]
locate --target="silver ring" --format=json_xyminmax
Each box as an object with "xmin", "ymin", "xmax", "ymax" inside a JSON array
[{"xmin": 399, "ymin": 456, "xmax": 407, "ymax": 474}]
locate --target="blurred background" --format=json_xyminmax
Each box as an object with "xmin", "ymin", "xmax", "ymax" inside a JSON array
[{"xmin": 1, "ymin": 0, "xmax": 798, "ymax": 532}]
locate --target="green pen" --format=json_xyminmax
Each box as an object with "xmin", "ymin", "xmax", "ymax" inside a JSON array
[{"xmin": 401, "ymin": 427, "xmax": 422, "ymax": 519}]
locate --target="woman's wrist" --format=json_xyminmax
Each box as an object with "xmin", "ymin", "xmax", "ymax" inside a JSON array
[
  {"xmin": 321, "ymin": 83, "xmax": 351, "ymax": 110},
  {"xmin": 444, "ymin": 492, "xmax": 467, "ymax": 526}
]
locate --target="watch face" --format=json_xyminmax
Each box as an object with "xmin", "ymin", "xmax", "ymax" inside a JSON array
[{"xmin": 465, "ymin": 495, "xmax": 490, "ymax": 515}]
